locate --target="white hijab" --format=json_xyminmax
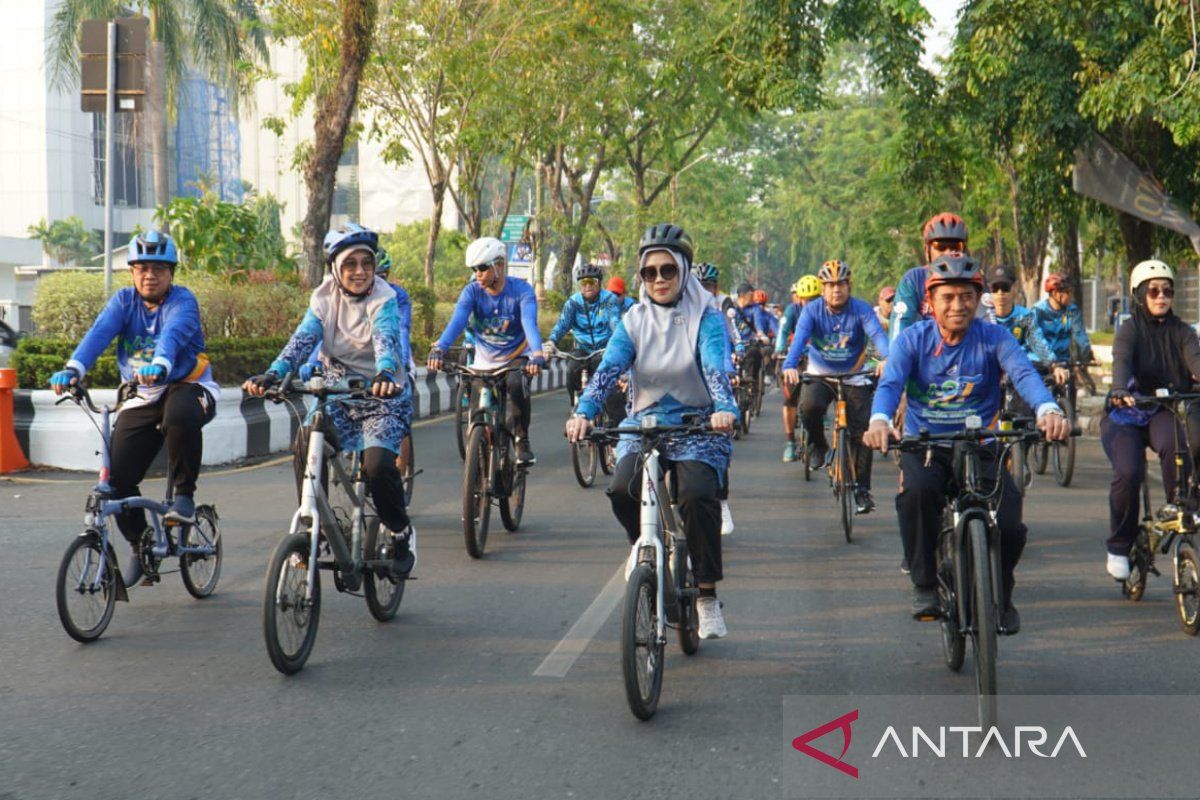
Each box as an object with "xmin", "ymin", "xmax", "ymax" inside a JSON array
[{"xmin": 622, "ymin": 249, "xmax": 712, "ymax": 412}]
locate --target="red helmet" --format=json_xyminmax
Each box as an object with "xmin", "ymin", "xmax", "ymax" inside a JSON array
[
  {"xmin": 606, "ymin": 276, "xmax": 626, "ymax": 296},
  {"xmin": 1043, "ymin": 273, "xmax": 1069, "ymax": 293},
  {"xmin": 753, "ymin": 289, "xmax": 768, "ymax": 305},
  {"xmin": 922, "ymin": 213, "xmax": 968, "ymax": 244}
]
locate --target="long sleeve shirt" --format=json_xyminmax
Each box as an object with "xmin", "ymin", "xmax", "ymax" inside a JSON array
[
  {"xmin": 435, "ymin": 277, "xmax": 543, "ymax": 368},
  {"xmin": 547, "ymin": 289, "xmax": 622, "ymax": 352},
  {"xmin": 1029, "ymin": 298, "xmax": 1092, "ymax": 364},
  {"xmin": 783, "ymin": 297, "xmax": 889, "ymax": 384}
]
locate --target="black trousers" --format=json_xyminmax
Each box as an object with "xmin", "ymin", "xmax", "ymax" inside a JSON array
[
  {"xmin": 896, "ymin": 447, "xmax": 1025, "ymax": 604},
  {"xmin": 607, "ymin": 455, "xmax": 723, "ymax": 584},
  {"xmin": 566, "ymin": 350, "xmax": 626, "ymax": 424},
  {"xmin": 109, "ymin": 383, "xmax": 216, "ymax": 541},
  {"xmin": 799, "ymin": 380, "xmax": 874, "ymax": 490},
  {"xmin": 292, "ymin": 427, "xmax": 410, "ymax": 535}
]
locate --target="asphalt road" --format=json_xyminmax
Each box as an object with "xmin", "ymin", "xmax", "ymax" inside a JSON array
[{"xmin": 1, "ymin": 387, "xmax": 1195, "ymax": 800}]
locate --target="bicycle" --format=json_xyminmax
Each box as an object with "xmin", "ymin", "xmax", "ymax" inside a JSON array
[
  {"xmin": 54, "ymin": 381, "xmax": 222, "ymax": 643},
  {"xmin": 1031, "ymin": 359, "xmax": 1092, "ymax": 486},
  {"xmin": 896, "ymin": 418, "xmax": 1064, "ymax": 727},
  {"xmin": 803, "ymin": 370, "xmax": 874, "ymax": 542},
  {"xmin": 449, "ymin": 343, "xmax": 475, "ymax": 461},
  {"xmin": 259, "ymin": 374, "xmax": 410, "ymax": 674},
  {"xmin": 734, "ymin": 350, "xmax": 761, "ymax": 436},
  {"xmin": 555, "ymin": 348, "xmax": 614, "ymax": 488},
  {"xmin": 1117, "ymin": 390, "xmax": 1200, "ymax": 636},
  {"xmin": 442, "ymin": 362, "xmax": 530, "ymax": 558},
  {"xmin": 585, "ymin": 418, "xmax": 719, "ymax": 720},
  {"xmin": 998, "ymin": 376, "xmax": 1035, "ymax": 495}
]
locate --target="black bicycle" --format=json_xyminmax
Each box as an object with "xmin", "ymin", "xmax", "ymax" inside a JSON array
[
  {"xmin": 442, "ymin": 362, "xmax": 530, "ymax": 558},
  {"xmin": 998, "ymin": 376, "xmax": 1035, "ymax": 495},
  {"xmin": 449, "ymin": 343, "xmax": 475, "ymax": 460},
  {"xmin": 1031, "ymin": 359, "xmax": 1092, "ymax": 486},
  {"xmin": 555, "ymin": 348, "xmax": 614, "ymax": 488}
]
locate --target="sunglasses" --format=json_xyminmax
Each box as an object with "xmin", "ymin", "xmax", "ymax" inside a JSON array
[
  {"xmin": 639, "ymin": 263, "xmax": 679, "ymax": 283},
  {"xmin": 989, "ymin": 283, "xmax": 1012, "ymax": 293},
  {"xmin": 1147, "ymin": 285, "xmax": 1175, "ymax": 299},
  {"xmin": 929, "ymin": 241, "xmax": 963, "ymax": 254},
  {"xmin": 579, "ymin": 277, "xmax": 599, "ymax": 287},
  {"xmin": 471, "ymin": 260, "xmax": 498, "ymax": 273}
]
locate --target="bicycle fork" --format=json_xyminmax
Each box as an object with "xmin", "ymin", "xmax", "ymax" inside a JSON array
[{"xmin": 634, "ymin": 450, "xmax": 668, "ymax": 646}]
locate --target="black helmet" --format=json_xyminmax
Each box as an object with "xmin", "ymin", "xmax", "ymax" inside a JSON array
[
  {"xmin": 692, "ymin": 262, "xmax": 719, "ymax": 283},
  {"xmin": 638, "ymin": 223, "xmax": 693, "ymax": 264},
  {"xmin": 926, "ymin": 254, "xmax": 984, "ymax": 292},
  {"xmin": 735, "ymin": 281, "xmax": 755, "ymax": 297},
  {"xmin": 986, "ymin": 263, "xmax": 1017, "ymax": 287},
  {"xmin": 574, "ymin": 262, "xmax": 603, "ymax": 282}
]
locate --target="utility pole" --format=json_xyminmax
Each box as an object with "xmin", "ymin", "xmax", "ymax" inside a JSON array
[{"xmin": 103, "ymin": 21, "xmax": 115, "ymax": 296}]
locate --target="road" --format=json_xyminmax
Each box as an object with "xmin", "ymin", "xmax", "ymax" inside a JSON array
[{"xmin": 0, "ymin": 387, "xmax": 1194, "ymax": 800}]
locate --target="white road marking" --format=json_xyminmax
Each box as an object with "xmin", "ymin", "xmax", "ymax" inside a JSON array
[{"xmin": 533, "ymin": 565, "xmax": 625, "ymax": 678}]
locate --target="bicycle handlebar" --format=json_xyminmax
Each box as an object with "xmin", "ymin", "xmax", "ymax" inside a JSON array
[
  {"xmin": 799, "ymin": 369, "xmax": 876, "ymax": 383},
  {"xmin": 439, "ymin": 362, "xmax": 529, "ymax": 380},
  {"xmin": 893, "ymin": 423, "xmax": 1080, "ymax": 452},
  {"xmin": 55, "ymin": 380, "xmax": 141, "ymax": 414},
  {"xmin": 584, "ymin": 420, "xmax": 719, "ymax": 444},
  {"xmin": 260, "ymin": 372, "xmax": 374, "ymax": 403}
]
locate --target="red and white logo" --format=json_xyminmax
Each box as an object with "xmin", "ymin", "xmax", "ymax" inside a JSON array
[{"xmin": 792, "ymin": 709, "xmax": 859, "ymax": 779}]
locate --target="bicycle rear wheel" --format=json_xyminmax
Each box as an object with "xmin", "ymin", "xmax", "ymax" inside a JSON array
[
  {"xmin": 674, "ymin": 547, "xmax": 699, "ymax": 656},
  {"xmin": 968, "ymin": 519, "xmax": 998, "ymax": 727},
  {"xmin": 1123, "ymin": 533, "xmax": 1149, "ymax": 601},
  {"xmin": 622, "ymin": 564, "xmax": 664, "ymax": 720},
  {"xmin": 399, "ymin": 434, "xmax": 416, "ymax": 506},
  {"xmin": 1052, "ymin": 396, "xmax": 1076, "ymax": 486},
  {"xmin": 801, "ymin": 428, "xmax": 812, "ymax": 482},
  {"xmin": 571, "ymin": 440, "xmax": 598, "ymax": 488},
  {"xmin": 501, "ymin": 465, "xmax": 527, "ymax": 531},
  {"xmin": 1007, "ymin": 441, "xmax": 1026, "ymax": 497},
  {"xmin": 56, "ymin": 532, "xmax": 117, "ymax": 643},
  {"xmin": 362, "ymin": 516, "xmax": 406, "ymax": 622},
  {"xmin": 1032, "ymin": 439, "xmax": 1048, "ymax": 474},
  {"xmin": 1175, "ymin": 541, "xmax": 1200, "ymax": 635},
  {"xmin": 463, "ymin": 426, "xmax": 491, "ymax": 558},
  {"xmin": 263, "ymin": 533, "xmax": 321, "ymax": 675},
  {"xmin": 180, "ymin": 505, "xmax": 222, "ymax": 598}
]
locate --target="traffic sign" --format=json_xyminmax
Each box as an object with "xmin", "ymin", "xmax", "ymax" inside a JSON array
[
  {"xmin": 80, "ymin": 17, "xmax": 147, "ymax": 113},
  {"xmin": 501, "ymin": 214, "xmax": 530, "ymax": 243}
]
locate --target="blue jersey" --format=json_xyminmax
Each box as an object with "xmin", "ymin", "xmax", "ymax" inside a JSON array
[
  {"xmin": 783, "ymin": 297, "xmax": 889, "ymax": 374},
  {"xmin": 1030, "ymin": 298, "xmax": 1092, "ymax": 363},
  {"xmin": 775, "ymin": 302, "xmax": 803, "ymax": 353},
  {"xmin": 871, "ymin": 318, "xmax": 1058, "ymax": 435},
  {"xmin": 725, "ymin": 298, "xmax": 755, "ymax": 346},
  {"xmin": 436, "ymin": 277, "xmax": 543, "ymax": 366},
  {"xmin": 616, "ymin": 295, "xmax": 635, "ymax": 315},
  {"xmin": 747, "ymin": 303, "xmax": 778, "ymax": 338},
  {"xmin": 889, "ymin": 265, "xmax": 929, "ymax": 342},
  {"xmin": 67, "ymin": 285, "xmax": 217, "ymax": 401},
  {"xmin": 548, "ymin": 289, "xmax": 622, "ymax": 352}
]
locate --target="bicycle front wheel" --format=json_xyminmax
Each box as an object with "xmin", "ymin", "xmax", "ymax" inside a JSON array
[
  {"xmin": 362, "ymin": 517, "xmax": 405, "ymax": 622},
  {"xmin": 570, "ymin": 440, "xmax": 598, "ymax": 488},
  {"xmin": 500, "ymin": 465, "xmax": 527, "ymax": 532},
  {"xmin": 454, "ymin": 381, "xmax": 469, "ymax": 461},
  {"xmin": 968, "ymin": 519, "xmax": 998, "ymax": 727},
  {"xmin": 622, "ymin": 564, "xmax": 664, "ymax": 720},
  {"xmin": 180, "ymin": 505, "xmax": 222, "ymax": 599},
  {"xmin": 463, "ymin": 426, "xmax": 492, "ymax": 558},
  {"xmin": 56, "ymin": 533, "xmax": 117, "ymax": 643},
  {"xmin": 263, "ymin": 533, "xmax": 321, "ymax": 675},
  {"xmin": 1032, "ymin": 440, "xmax": 1048, "ymax": 474},
  {"xmin": 837, "ymin": 439, "xmax": 853, "ymax": 543},
  {"xmin": 399, "ymin": 434, "xmax": 416, "ymax": 506},
  {"xmin": 1052, "ymin": 396, "xmax": 1076, "ymax": 486},
  {"xmin": 1123, "ymin": 533, "xmax": 1149, "ymax": 601},
  {"xmin": 1175, "ymin": 541, "xmax": 1200, "ymax": 635}
]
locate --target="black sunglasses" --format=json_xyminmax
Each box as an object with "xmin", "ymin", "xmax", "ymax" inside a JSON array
[
  {"xmin": 989, "ymin": 283, "xmax": 1012, "ymax": 293},
  {"xmin": 639, "ymin": 263, "xmax": 679, "ymax": 283},
  {"xmin": 471, "ymin": 260, "xmax": 498, "ymax": 273},
  {"xmin": 1147, "ymin": 285, "xmax": 1175, "ymax": 299}
]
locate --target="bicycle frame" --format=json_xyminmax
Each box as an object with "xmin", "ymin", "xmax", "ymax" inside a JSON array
[
  {"xmin": 631, "ymin": 440, "xmax": 686, "ymax": 644},
  {"xmin": 942, "ymin": 446, "xmax": 1004, "ymax": 635}
]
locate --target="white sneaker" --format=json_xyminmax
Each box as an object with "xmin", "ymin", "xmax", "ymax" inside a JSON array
[
  {"xmin": 720, "ymin": 501, "xmax": 735, "ymax": 536},
  {"xmin": 696, "ymin": 596, "xmax": 727, "ymax": 639},
  {"xmin": 1106, "ymin": 553, "xmax": 1130, "ymax": 580}
]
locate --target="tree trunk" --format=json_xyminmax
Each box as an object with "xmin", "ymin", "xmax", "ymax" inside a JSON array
[
  {"xmin": 424, "ymin": 185, "xmax": 444, "ymax": 298},
  {"xmin": 149, "ymin": 40, "xmax": 169, "ymax": 220},
  {"xmin": 1060, "ymin": 215, "xmax": 1082, "ymax": 298},
  {"xmin": 301, "ymin": 0, "xmax": 378, "ymax": 288},
  {"xmin": 1117, "ymin": 211, "xmax": 1154, "ymax": 272}
]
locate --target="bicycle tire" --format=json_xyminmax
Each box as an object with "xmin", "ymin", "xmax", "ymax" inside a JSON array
[
  {"xmin": 501, "ymin": 466, "xmax": 527, "ymax": 531},
  {"xmin": 754, "ymin": 370, "xmax": 765, "ymax": 416},
  {"xmin": 969, "ymin": 519, "xmax": 998, "ymax": 727},
  {"xmin": 400, "ymin": 434, "xmax": 416, "ymax": 506},
  {"xmin": 463, "ymin": 426, "xmax": 491, "ymax": 558},
  {"xmin": 838, "ymin": 438, "xmax": 853, "ymax": 543},
  {"xmin": 1052, "ymin": 395, "xmax": 1076, "ymax": 487},
  {"xmin": 454, "ymin": 381, "xmax": 468, "ymax": 461},
  {"xmin": 600, "ymin": 439, "xmax": 616, "ymax": 476},
  {"xmin": 621, "ymin": 563, "xmax": 664, "ymax": 720},
  {"xmin": 570, "ymin": 440, "xmax": 598, "ymax": 488},
  {"xmin": 1176, "ymin": 542, "xmax": 1200, "ymax": 635},
  {"xmin": 263, "ymin": 533, "xmax": 321, "ymax": 675},
  {"xmin": 1007, "ymin": 441, "xmax": 1026, "ymax": 497},
  {"xmin": 1123, "ymin": 533, "xmax": 1149, "ymax": 601},
  {"xmin": 362, "ymin": 516, "xmax": 406, "ymax": 622},
  {"xmin": 939, "ymin": 578, "xmax": 965, "ymax": 673},
  {"xmin": 1032, "ymin": 440, "xmax": 1048, "ymax": 474},
  {"xmin": 56, "ymin": 533, "xmax": 117, "ymax": 643},
  {"xmin": 180, "ymin": 505, "xmax": 222, "ymax": 599},
  {"xmin": 799, "ymin": 426, "xmax": 811, "ymax": 481},
  {"xmin": 675, "ymin": 549, "xmax": 700, "ymax": 656}
]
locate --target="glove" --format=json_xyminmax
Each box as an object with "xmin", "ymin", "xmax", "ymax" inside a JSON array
[
  {"xmin": 298, "ymin": 362, "xmax": 320, "ymax": 381},
  {"xmin": 50, "ymin": 366, "xmax": 80, "ymax": 389},
  {"xmin": 543, "ymin": 340, "xmax": 559, "ymax": 357},
  {"xmin": 137, "ymin": 364, "xmax": 167, "ymax": 385},
  {"xmin": 248, "ymin": 372, "xmax": 281, "ymax": 391},
  {"xmin": 529, "ymin": 354, "xmax": 546, "ymax": 368},
  {"xmin": 372, "ymin": 369, "xmax": 398, "ymax": 392}
]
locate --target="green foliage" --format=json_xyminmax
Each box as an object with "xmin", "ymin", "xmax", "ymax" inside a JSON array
[
  {"xmin": 378, "ymin": 221, "xmax": 468, "ymax": 290},
  {"xmin": 32, "ymin": 270, "xmax": 130, "ymax": 341},
  {"xmin": 26, "ymin": 217, "xmax": 101, "ymax": 266}
]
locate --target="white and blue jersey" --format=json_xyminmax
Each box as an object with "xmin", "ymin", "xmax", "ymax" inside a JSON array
[
  {"xmin": 548, "ymin": 289, "xmax": 623, "ymax": 353},
  {"xmin": 303, "ymin": 282, "xmax": 413, "ymax": 376},
  {"xmin": 871, "ymin": 318, "xmax": 1059, "ymax": 435},
  {"xmin": 747, "ymin": 303, "xmax": 778, "ymax": 339},
  {"xmin": 783, "ymin": 297, "xmax": 889, "ymax": 380},
  {"xmin": 1029, "ymin": 298, "xmax": 1092, "ymax": 364},
  {"xmin": 436, "ymin": 277, "xmax": 542, "ymax": 368}
]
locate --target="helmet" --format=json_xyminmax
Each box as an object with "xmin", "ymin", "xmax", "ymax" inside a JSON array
[
  {"xmin": 793, "ymin": 274, "xmax": 821, "ymax": 299},
  {"xmin": 1043, "ymin": 272, "xmax": 1069, "ymax": 293},
  {"xmin": 323, "ymin": 223, "xmax": 378, "ymax": 265},
  {"xmin": 986, "ymin": 264, "xmax": 1017, "ymax": 287},
  {"xmin": 817, "ymin": 259, "xmax": 851, "ymax": 283},
  {"xmin": 925, "ymin": 254, "xmax": 984, "ymax": 292},
  {"xmin": 693, "ymin": 262, "xmax": 720, "ymax": 283},
  {"xmin": 574, "ymin": 262, "xmax": 603, "ymax": 282},
  {"xmin": 922, "ymin": 213, "xmax": 968, "ymax": 244},
  {"xmin": 1130, "ymin": 259, "xmax": 1175, "ymax": 292},
  {"xmin": 607, "ymin": 276, "xmax": 627, "ymax": 296},
  {"xmin": 375, "ymin": 248, "xmax": 393, "ymax": 276},
  {"xmin": 753, "ymin": 289, "xmax": 768, "ymax": 305},
  {"xmin": 878, "ymin": 285, "xmax": 896, "ymax": 302},
  {"xmin": 638, "ymin": 223, "xmax": 693, "ymax": 263},
  {"xmin": 128, "ymin": 230, "xmax": 178, "ymax": 267},
  {"xmin": 735, "ymin": 281, "xmax": 755, "ymax": 296},
  {"xmin": 465, "ymin": 236, "xmax": 507, "ymax": 269}
]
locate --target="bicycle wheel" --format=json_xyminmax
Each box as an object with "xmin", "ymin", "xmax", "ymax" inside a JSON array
[
  {"xmin": 1176, "ymin": 542, "xmax": 1200, "ymax": 635},
  {"xmin": 739, "ymin": 389, "xmax": 752, "ymax": 435},
  {"xmin": 622, "ymin": 563, "xmax": 664, "ymax": 720},
  {"xmin": 501, "ymin": 465, "xmax": 527, "ymax": 531},
  {"xmin": 397, "ymin": 434, "xmax": 416, "ymax": 506},
  {"xmin": 362, "ymin": 516, "xmax": 405, "ymax": 622},
  {"xmin": 56, "ymin": 533, "xmax": 117, "ymax": 643},
  {"xmin": 674, "ymin": 551, "xmax": 700, "ymax": 656},
  {"xmin": 454, "ymin": 380, "xmax": 469, "ymax": 461},
  {"xmin": 1007, "ymin": 441, "xmax": 1026, "ymax": 497},
  {"xmin": 600, "ymin": 439, "xmax": 616, "ymax": 476},
  {"xmin": 800, "ymin": 427, "xmax": 812, "ymax": 482},
  {"xmin": 180, "ymin": 505, "xmax": 222, "ymax": 599},
  {"xmin": 570, "ymin": 440, "xmax": 598, "ymax": 488},
  {"xmin": 938, "ymin": 578, "xmax": 965, "ymax": 672},
  {"xmin": 1123, "ymin": 534, "xmax": 1149, "ymax": 601},
  {"xmin": 1032, "ymin": 439, "xmax": 1048, "ymax": 474},
  {"xmin": 838, "ymin": 441, "xmax": 854, "ymax": 542},
  {"xmin": 1052, "ymin": 396, "xmax": 1076, "ymax": 487},
  {"xmin": 463, "ymin": 426, "xmax": 491, "ymax": 559},
  {"xmin": 754, "ymin": 371, "xmax": 765, "ymax": 416},
  {"xmin": 263, "ymin": 533, "xmax": 321, "ymax": 675},
  {"xmin": 968, "ymin": 519, "xmax": 998, "ymax": 727}
]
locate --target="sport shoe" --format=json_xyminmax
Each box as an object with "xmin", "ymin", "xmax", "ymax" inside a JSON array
[
  {"xmin": 392, "ymin": 525, "xmax": 416, "ymax": 576},
  {"xmin": 1000, "ymin": 602, "xmax": 1021, "ymax": 635},
  {"xmin": 782, "ymin": 440, "xmax": 797, "ymax": 463},
  {"xmin": 696, "ymin": 596, "xmax": 727, "ymax": 639},
  {"xmin": 855, "ymin": 488, "xmax": 875, "ymax": 515},
  {"xmin": 516, "ymin": 439, "xmax": 536, "ymax": 467},
  {"xmin": 720, "ymin": 501, "xmax": 735, "ymax": 535},
  {"xmin": 1106, "ymin": 553, "xmax": 1131, "ymax": 580},
  {"xmin": 809, "ymin": 444, "xmax": 828, "ymax": 470},
  {"xmin": 164, "ymin": 494, "xmax": 196, "ymax": 525},
  {"xmin": 900, "ymin": 558, "xmax": 911, "ymax": 575},
  {"xmin": 911, "ymin": 587, "xmax": 940, "ymax": 620}
]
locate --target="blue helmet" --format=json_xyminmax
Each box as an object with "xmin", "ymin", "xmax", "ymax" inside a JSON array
[
  {"xmin": 323, "ymin": 223, "xmax": 379, "ymax": 265},
  {"xmin": 375, "ymin": 247, "xmax": 393, "ymax": 276},
  {"xmin": 128, "ymin": 230, "xmax": 178, "ymax": 268},
  {"xmin": 692, "ymin": 262, "xmax": 719, "ymax": 283}
]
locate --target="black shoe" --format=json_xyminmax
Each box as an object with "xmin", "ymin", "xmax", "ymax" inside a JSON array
[
  {"xmin": 911, "ymin": 587, "xmax": 940, "ymax": 620},
  {"xmin": 854, "ymin": 489, "xmax": 875, "ymax": 515},
  {"xmin": 809, "ymin": 444, "xmax": 828, "ymax": 470},
  {"xmin": 900, "ymin": 558, "xmax": 911, "ymax": 575},
  {"xmin": 1000, "ymin": 602, "xmax": 1021, "ymax": 635},
  {"xmin": 516, "ymin": 440, "xmax": 536, "ymax": 466}
]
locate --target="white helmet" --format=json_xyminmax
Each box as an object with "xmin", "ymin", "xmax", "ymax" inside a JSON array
[
  {"xmin": 1130, "ymin": 259, "xmax": 1175, "ymax": 292},
  {"xmin": 465, "ymin": 237, "xmax": 506, "ymax": 270}
]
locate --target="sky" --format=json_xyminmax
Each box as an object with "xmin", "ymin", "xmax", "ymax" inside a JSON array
[{"xmin": 921, "ymin": 0, "xmax": 965, "ymax": 70}]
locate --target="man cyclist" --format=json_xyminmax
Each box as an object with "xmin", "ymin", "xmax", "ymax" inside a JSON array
[
  {"xmin": 427, "ymin": 236, "xmax": 544, "ymax": 466},
  {"xmin": 864, "ymin": 254, "xmax": 1070, "ymax": 634},
  {"xmin": 544, "ymin": 262, "xmax": 624, "ymax": 423},
  {"xmin": 734, "ymin": 283, "xmax": 769, "ymax": 397},
  {"xmin": 782, "ymin": 260, "xmax": 889, "ymax": 513},
  {"xmin": 890, "ymin": 212, "xmax": 970, "ymax": 342},
  {"xmin": 50, "ymin": 231, "xmax": 218, "ymax": 557},
  {"xmin": 695, "ymin": 261, "xmax": 741, "ymax": 535},
  {"xmin": 776, "ymin": 274, "xmax": 821, "ymax": 462},
  {"xmin": 607, "ymin": 276, "xmax": 636, "ymax": 314},
  {"xmin": 1031, "ymin": 272, "xmax": 1094, "ymax": 395}
]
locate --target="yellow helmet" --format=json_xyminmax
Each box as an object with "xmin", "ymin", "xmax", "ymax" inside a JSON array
[{"xmin": 792, "ymin": 274, "xmax": 821, "ymax": 299}]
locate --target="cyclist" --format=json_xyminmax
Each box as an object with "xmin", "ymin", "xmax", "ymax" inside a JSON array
[
  {"xmin": 1102, "ymin": 260, "xmax": 1200, "ymax": 580},
  {"xmin": 875, "ymin": 286, "xmax": 895, "ymax": 331},
  {"xmin": 782, "ymin": 260, "xmax": 889, "ymax": 513},
  {"xmin": 695, "ymin": 260, "xmax": 741, "ymax": 535},
  {"xmin": 864, "ymin": 254, "xmax": 1070, "ymax": 633},
  {"xmin": 607, "ymin": 276, "xmax": 636, "ymax": 314},
  {"xmin": 776, "ymin": 274, "xmax": 821, "ymax": 462},
  {"xmin": 565, "ymin": 223, "xmax": 738, "ymax": 639},
  {"xmin": 1030, "ymin": 272, "xmax": 1094, "ymax": 393},
  {"xmin": 733, "ymin": 282, "xmax": 768, "ymax": 396},
  {"xmin": 890, "ymin": 212, "xmax": 969, "ymax": 342},
  {"xmin": 545, "ymin": 262, "xmax": 624, "ymax": 422},
  {"xmin": 49, "ymin": 230, "xmax": 218, "ymax": 546},
  {"xmin": 750, "ymin": 288, "xmax": 779, "ymax": 347},
  {"xmin": 243, "ymin": 224, "xmax": 416, "ymax": 574},
  {"xmin": 427, "ymin": 236, "xmax": 544, "ymax": 465}
]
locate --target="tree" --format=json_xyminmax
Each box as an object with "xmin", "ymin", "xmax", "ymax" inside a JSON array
[{"xmin": 26, "ymin": 217, "xmax": 102, "ymax": 266}]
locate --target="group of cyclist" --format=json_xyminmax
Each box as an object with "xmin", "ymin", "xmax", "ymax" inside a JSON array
[{"xmin": 46, "ymin": 206, "xmax": 1200, "ymax": 647}]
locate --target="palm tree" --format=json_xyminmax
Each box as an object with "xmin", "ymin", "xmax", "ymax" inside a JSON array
[{"xmin": 46, "ymin": 0, "xmax": 269, "ymax": 215}]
